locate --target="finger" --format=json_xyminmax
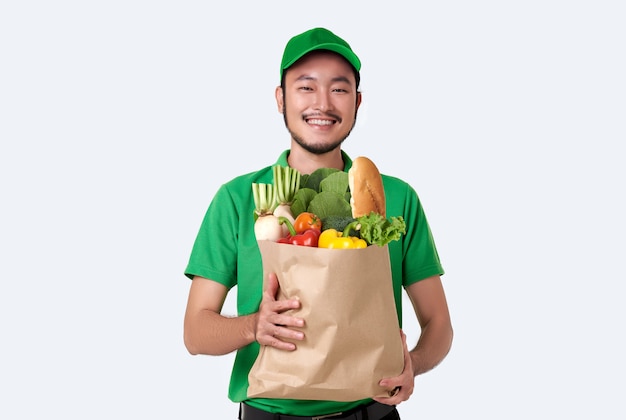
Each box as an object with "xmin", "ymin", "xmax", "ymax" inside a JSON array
[
  {"xmin": 389, "ymin": 386, "xmax": 401, "ymax": 397},
  {"xmin": 271, "ymin": 324, "xmax": 304, "ymax": 341},
  {"xmin": 372, "ymin": 393, "xmax": 403, "ymax": 405},
  {"xmin": 264, "ymin": 273, "xmax": 279, "ymax": 300},
  {"xmin": 373, "ymin": 384, "xmax": 411, "ymax": 405},
  {"xmin": 257, "ymin": 330, "xmax": 297, "ymax": 350},
  {"xmin": 256, "ymin": 310, "xmax": 305, "ymax": 345},
  {"xmin": 263, "ymin": 335, "xmax": 297, "ymax": 351},
  {"xmin": 257, "ymin": 326, "xmax": 303, "ymax": 350},
  {"xmin": 268, "ymin": 296, "xmax": 302, "ymax": 314},
  {"xmin": 377, "ymin": 379, "xmax": 403, "ymax": 397},
  {"xmin": 267, "ymin": 311, "xmax": 305, "ymax": 329}
]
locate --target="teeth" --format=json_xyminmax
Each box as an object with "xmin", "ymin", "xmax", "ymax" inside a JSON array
[{"xmin": 308, "ymin": 119, "xmax": 333, "ymax": 126}]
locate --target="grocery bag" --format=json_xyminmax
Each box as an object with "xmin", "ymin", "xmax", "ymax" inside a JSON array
[{"xmin": 247, "ymin": 240, "xmax": 404, "ymax": 401}]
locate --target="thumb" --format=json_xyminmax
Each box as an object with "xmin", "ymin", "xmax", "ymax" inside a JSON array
[{"xmin": 265, "ymin": 272, "xmax": 279, "ymax": 300}]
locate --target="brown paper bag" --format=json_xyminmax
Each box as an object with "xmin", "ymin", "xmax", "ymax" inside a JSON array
[{"xmin": 247, "ymin": 240, "xmax": 404, "ymax": 401}]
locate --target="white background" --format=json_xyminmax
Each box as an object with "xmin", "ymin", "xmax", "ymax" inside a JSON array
[{"xmin": 1, "ymin": 1, "xmax": 625, "ymax": 419}]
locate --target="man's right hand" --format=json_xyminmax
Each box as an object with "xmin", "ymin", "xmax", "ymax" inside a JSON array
[{"xmin": 255, "ymin": 273, "xmax": 305, "ymax": 350}]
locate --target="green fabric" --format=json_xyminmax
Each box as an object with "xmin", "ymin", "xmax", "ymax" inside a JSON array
[
  {"xmin": 280, "ymin": 27, "xmax": 361, "ymax": 79},
  {"xmin": 184, "ymin": 149, "xmax": 444, "ymax": 416}
]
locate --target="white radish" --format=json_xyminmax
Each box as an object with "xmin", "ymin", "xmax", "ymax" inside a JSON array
[
  {"xmin": 273, "ymin": 204, "xmax": 294, "ymax": 237},
  {"xmin": 252, "ymin": 183, "xmax": 283, "ymax": 241},
  {"xmin": 254, "ymin": 213, "xmax": 284, "ymax": 242}
]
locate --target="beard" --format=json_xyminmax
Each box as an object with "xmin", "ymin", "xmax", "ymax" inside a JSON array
[{"xmin": 283, "ymin": 104, "xmax": 357, "ymax": 155}]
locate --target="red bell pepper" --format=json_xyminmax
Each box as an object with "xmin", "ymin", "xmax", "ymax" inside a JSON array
[{"xmin": 277, "ymin": 217, "xmax": 321, "ymax": 247}]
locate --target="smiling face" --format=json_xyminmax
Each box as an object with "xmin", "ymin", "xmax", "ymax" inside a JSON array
[{"xmin": 276, "ymin": 50, "xmax": 362, "ymax": 157}]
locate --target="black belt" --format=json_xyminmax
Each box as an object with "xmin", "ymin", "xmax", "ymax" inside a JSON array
[{"xmin": 239, "ymin": 401, "xmax": 396, "ymax": 420}]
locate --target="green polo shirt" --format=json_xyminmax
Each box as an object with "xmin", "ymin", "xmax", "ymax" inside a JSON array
[{"xmin": 184, "ymin": 150, "xmax": 444, "ymax": 416}]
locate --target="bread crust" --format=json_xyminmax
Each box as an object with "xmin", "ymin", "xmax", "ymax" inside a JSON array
[{"xmin": 348, "ymin": 156, "xmax": 386, "ymax": 218}]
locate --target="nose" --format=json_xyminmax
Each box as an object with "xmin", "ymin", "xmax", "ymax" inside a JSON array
[{"xmin": 314, "ymin": 91, "xmax": 332, "ymax": 112}]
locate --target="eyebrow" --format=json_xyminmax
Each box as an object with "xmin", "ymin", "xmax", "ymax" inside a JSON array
[{"xmin": 295, "ymin": 75, "xmax": 352, "ymax": 84}]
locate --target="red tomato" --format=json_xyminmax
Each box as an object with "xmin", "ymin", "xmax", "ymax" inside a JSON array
[{"xmin": 293, "ymin": 212, "xmax": 322, "ymax": 233}]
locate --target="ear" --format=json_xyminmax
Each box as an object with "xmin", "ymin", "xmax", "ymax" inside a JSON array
[
  {"xmin": 356, "ymin": 91, "xmax": 362, "ymax": 110},
  {"xmin": 275, "ymin": 86, "xmax": 284, "ymax": 113}
]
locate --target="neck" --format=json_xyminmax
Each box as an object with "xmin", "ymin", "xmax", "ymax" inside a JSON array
[{"xmin": 287, "ymin": 143, "xmax": 344, "ymax": 175}]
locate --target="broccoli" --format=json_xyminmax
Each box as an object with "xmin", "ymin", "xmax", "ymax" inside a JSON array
[{"xmin": 321, "ymin": 215, "xmax": 358, "ymax": 235}]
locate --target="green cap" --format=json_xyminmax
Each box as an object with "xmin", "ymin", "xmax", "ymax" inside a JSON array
[{"xmin": 280, "ymin": 27, "xmax": 361, "ymax": 79}]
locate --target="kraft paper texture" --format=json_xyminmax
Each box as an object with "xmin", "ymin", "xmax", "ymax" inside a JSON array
[{"xmin": 247, "ymin": 241, "xmax": 404, "ymax": 401}]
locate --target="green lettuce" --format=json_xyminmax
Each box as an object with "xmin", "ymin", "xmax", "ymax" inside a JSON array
[{"xmin": 356, "ymin": 212, "xmax": 406, "ymax": 247}]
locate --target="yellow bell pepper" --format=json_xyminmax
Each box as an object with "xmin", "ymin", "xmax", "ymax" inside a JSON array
[{"xmin": 318, "ymin": 229, "xmax": 367, "ymax": 249}]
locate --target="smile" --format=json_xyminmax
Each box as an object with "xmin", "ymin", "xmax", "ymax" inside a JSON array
[{"xmin": 306, "ymin": 118, "xmax": 335, "ymax": 126}]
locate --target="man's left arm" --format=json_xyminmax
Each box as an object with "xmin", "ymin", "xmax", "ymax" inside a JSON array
[
  {"xmin": 374, "ymin": 275, "xmax": 453, "ymax": 405},
  {"xmin": 405, "ymin": 274, "xmax": 453, "ymax": 376}
]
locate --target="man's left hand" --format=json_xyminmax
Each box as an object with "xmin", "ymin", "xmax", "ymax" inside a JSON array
[{"xmin": 373, "ymin": 330, "xmax": 414, "ymax": 405}]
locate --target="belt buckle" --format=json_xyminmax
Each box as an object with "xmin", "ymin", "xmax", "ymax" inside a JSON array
[{"xmin": 312, "ymin": 412, "xmax": 343, "ymax": 420}]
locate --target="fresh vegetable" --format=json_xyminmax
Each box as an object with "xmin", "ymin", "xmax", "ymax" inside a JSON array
[
  {"xmin": 321, "ymin": 215, "xmax": 357, "ymax": 233},
  {"xmin": 291, "ymin": 168, "xmax": 352, "ymax": 219},
  {"xmin": 290, "ymin": 167, "xmax": 407, "ymax": 247},
  {"xmin": 278, "ymin": 229, "xmax": 321, "ymax": 247},
  {"xmin": 252, "ymin": 182, "xmax": 283, "ymax": 241},
  {"xmin": 293, "ymin": 212, "xmax": 322, "ymax": 233},
  {"xmin": 272, "ymin": 165, "xmax": 301, "ymax": 236},
  {"xmin": 277, "ymin": 216, "xmax": 320, "ymax": 247},
  {"xmin": 318, "ymin": 228, "xmax": 367, "ymax": 249},
  {"xmin": 308, "ymin": 191, "xmax": 352, "ymax": 220},
  {"xmin": 355, "ymin": 212, "xmax": 406, "ymax": 247},
  {"xmin": 318, "ymin": 213, "xmax": 406, "ymax": 248},
  {"xmin": 300, "ymin": 168, "xmax": 344, "ymax": 193}
]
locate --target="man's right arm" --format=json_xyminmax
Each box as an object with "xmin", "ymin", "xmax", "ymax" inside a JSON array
[
  {"xmin": 183, "ymin": 274, "xmax": 305, "ymax": 356},
  {"xmin": 183, "ymin": 276, "xmax": 258, "ymax": 355}
]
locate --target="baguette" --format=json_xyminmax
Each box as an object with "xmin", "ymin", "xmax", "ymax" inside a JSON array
[{"xmin": 348, "ymin": 156, "xmax": 386, "ymax": 218}]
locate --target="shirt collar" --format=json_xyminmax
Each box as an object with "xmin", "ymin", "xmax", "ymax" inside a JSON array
[{"xmin": 275, "ymin": 150, "xmax": 353, "ymax": 172}]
